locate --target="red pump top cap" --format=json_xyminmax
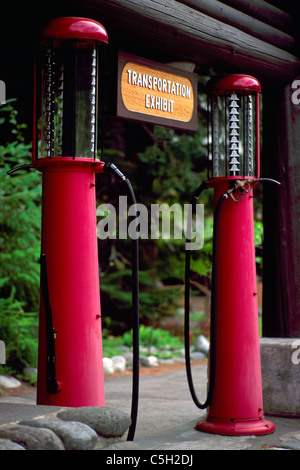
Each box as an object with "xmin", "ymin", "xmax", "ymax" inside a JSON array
[
  {"xmin": 41, "ymin": 17, "xmax": 108, "ymax": 43},
  {"xmin": 207, "ymin": 74, "xmax": 261, "ymax": 93}
]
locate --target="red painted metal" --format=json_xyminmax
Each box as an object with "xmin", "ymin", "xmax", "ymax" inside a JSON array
[
  {"xmin": 41, "ymin": 17, "xmax": 108, "ymax": 43},
  {"xmin": 196, "ymin": 74, "xmax": 275, "ymax": 435},
  {"xmin": 197, "ymin": 179, "xmax": 275, "ymax": 435},
  {"xmin": 207, "ymin": 74, "xmax": 261, "ymax": 93},
  {"xmin": 35, "ymin": 159, "xmax": 105, "ymax": 406},
  {"xmin": 34, "ymin": 16, "xmax": 108, "ymax": 407},
  {"xmin": 36, "ymin": 159, "xmax": 105, "ymax": 406}
]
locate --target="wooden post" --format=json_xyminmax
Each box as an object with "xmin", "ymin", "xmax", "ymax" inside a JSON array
[{"xmin": 262, "ymin": 79, "xmax": 300, "ymax": 337}]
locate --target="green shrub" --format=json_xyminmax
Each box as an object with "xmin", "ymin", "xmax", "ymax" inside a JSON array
[
  {"xmin": 0, "ymin": 101, "xmax": 41, "ymax": 372},
  {"xmin": 123, "ymin": 324, "xmax": 183, "ymax": 351}
]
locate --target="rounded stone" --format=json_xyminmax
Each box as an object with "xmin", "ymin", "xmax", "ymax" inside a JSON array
[
  {"xmin": 103, "ymin": 357, "xmax": 115, "ymax": 375},
  {"xmin": 57, "ymin": 407, "xmax": 131, "ymax": 437},
  {"xmin": 0, "ymin": 424, "xmax": 65, "ymax": 450},
  {"xmin": 0, "ymin": 376, "xmax": 21, "ymax": 389},
  {"xmin": 111, "ymin": 356, "xmax": 126, "ymax": 373},
  {"xmin": 0, "ymin": 438, "xmax": 25, "ymax": 450},
  {"xmin": 19, "ymin": 418, "xmax": 98, "ymax": 450}
]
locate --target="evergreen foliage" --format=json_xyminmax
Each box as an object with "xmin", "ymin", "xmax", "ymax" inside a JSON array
[
  {"xmin": 97, "ymin": 77, "xmax": 214, "ymax": 335},
  {"xmin": 0, "ymin": 101, "xmax": 41, "ymax": 372}
]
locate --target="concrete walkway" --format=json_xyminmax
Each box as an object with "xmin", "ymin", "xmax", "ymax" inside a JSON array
[
  {"xmin": 1, "ymin": 363, "xmax": 300, "ymax": 450},
  {"xmin": 105, "ymin": 363, "xmax": 300, "ymax": 450}
]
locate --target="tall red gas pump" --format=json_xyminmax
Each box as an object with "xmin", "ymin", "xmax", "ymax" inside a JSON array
[
  {"xmin": 7, "ymin": 16, "xmax": 140, "ymax": 441},
  {"xmin": 31, "ymin": 17, "xmax": 109, "ymax": 407},
  {"xmin": 185, "ymin": 74, "xmax": 278, "ymax": 435}
]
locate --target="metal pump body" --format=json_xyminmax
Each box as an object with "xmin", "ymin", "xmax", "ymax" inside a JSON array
[
  {"xmin": 195, "ymin": 75, "xmax": 276, "ymax": 435},
  {"xmin": 33, "ymin": 17, "xmax": 108, "ymax": 407}
]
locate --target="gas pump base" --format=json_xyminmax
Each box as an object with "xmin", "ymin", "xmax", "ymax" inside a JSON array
[{"xmin": 196, "ymin": 416, "xmax": 276, "ymax": 436}]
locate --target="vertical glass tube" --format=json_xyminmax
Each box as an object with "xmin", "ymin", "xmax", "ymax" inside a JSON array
[
  {"xmin": 40, "ymin": 40, "xmax": 99, "ymax": 159},
  {"xmin": 244, "ymin": 94, "xmax": 257, "ymax": 177},
  {"xmin": 209, "ymin": 95, "xmax": 226, "ymax": 178},
  {"xmin": 207, "ymin": 96, "xmax": 213, "ymax": 178},
  {"xmin": 206, "ymin": 77, "xmax": 260, "ymax": 179},
  {"xmin": 212, "ymin": 95, "xmax": 219, "ymax": 177},
  {"xmin": 75, "ymin": 42, "xmax": 98, "ymax": 159},
  {"xmin": 55, "ymin": 62, "xmax": 64, "ymax": 156},
  {"xmin": 42, "ymin": 43, "xmax": 55, "ymax": 158},
  {"xmin": 91, "ymin": 47, "xmax": 98, "ymax": 158},
  {"xmin": 62, "ymin": 41, "xmax": 76, "ymax": 157}
]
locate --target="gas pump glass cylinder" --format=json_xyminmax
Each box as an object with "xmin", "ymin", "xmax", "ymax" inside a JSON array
[
  {"xmin": 40, "ymin": 39, "xmax": 98, "ymax": 159},
  {"xmin": 207, "ymin": 75, "xmax": 261, "ymax": 179}
]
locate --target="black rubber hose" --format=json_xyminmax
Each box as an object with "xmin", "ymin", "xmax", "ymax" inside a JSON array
[
  {"xmin": 184, "ymin": 184, "xmax": 228, "ymax": 409},
  {"xmin": 103, "ymin": 163, "xmax": 139, "ymax": 441},
  {"xmin": 122, "ymin": 177, "xmax": 140, "ymax": 442}
]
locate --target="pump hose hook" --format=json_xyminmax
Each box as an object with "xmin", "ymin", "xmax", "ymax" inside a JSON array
[{"xmin": 228, "ymin": 177, "xmax": 281, "ymax": 202}]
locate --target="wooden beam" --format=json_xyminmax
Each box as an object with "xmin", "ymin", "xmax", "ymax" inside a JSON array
[
  {"xmin": 67, "ymin": 0, "xmax": 300, "ymax": 83},
  {"xmin": 221, "ymin": 0, "xmax": 295, "ymax": 33},
  {"xmin": 177, "ymin": 0, "xmax": 295, "ymax": 51},
  {"xmin": 264, "ymin": 0, "xmax": 293, "ymax": 12}
]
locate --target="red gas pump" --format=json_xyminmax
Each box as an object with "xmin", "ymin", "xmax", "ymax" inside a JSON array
[
  {"xmin": 185, "ymin": 74, "xmax": 278, "ymax": 435},
  {"xmin": 30, "ymin": 17, "xmax": 109, "ymax": 408},
  {"xmin": 7, "ymin": 16, "xmax": 140, "ymax": 441}
]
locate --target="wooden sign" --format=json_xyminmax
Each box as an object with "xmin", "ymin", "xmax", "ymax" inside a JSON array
[{"xmin": 117, "ymin": 52, "xmax": 198, "ymax": 131}]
